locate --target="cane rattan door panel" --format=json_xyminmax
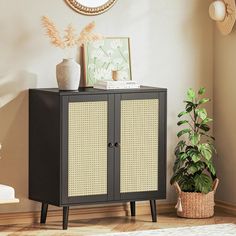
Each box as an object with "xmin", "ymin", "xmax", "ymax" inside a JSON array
[
  {"xmin": 68, "ymin": 101, "xmax": 107, "ymax": 197},
  {"xmin": 120, "ymin": 99, "xmax": 159, "ymax": 193}
]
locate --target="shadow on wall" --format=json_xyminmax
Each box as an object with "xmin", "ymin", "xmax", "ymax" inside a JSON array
[
  {"xmin": 0, "ymin": 71, "xmax": 37, "ymax": 212},
  {"xmin": 0, "ymin": 7, "xmax": 56, "ymax": 213},
  {"xmin": 0, "ymin": 71, "xmax": 37, "ymax": 108}
]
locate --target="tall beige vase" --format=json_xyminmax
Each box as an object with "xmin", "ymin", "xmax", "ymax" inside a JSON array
[{"xmin": 56, "ymin": 58, "xmax": 81, "ymax": 90}]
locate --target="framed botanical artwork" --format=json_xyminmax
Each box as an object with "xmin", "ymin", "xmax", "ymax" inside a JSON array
[{"xmin": 82, "ymin": 37, "xmax": 132, "ymax": 87}]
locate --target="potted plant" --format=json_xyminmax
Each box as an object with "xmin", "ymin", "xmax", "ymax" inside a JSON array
[{"xmin": 170, "ymin": 87, "xmax": 219, "ymax": 218}]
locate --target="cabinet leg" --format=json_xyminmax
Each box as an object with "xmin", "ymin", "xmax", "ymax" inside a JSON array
[
  {"xmin": 130, "ymin": 201, "xmax": 136, "ymax": 216},
  {"xmin": 150, "ymin": 200, "xmax": 157, "ymax": 222},
  {"xmin": 63, "ymin": 206, "xmax": 69, "ymax": 230},
  {"xmin": 40, "ymin": 203, "xmax": 48, "ymax": 224}
]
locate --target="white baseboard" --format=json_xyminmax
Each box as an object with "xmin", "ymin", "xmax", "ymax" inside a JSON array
[
  {"xmin": 0, "ymin": 200, "xmax": 234, "ymax": 225},
  {"xmin": 215, "ymin": 200, "xmax": 236, "ymax": 216},
  {"xmin": 0, "ymin": 202, "xmax": 175, "ymax": 225}
]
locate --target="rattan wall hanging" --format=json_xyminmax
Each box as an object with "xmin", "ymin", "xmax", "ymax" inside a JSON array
[{"xmin": 65, "ymin": 0, "xmax": 118, "ymax": 16}]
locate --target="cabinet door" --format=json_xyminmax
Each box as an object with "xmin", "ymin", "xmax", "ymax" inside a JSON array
[
  {"xmin": 114, "ymin": 92, "xmax": 166, "ymax": 201},
  {"xmin": 61, "ymin": 94, "xmax": 115, "ymax": 204}
]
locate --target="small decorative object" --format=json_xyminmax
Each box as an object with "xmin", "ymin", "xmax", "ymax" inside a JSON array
[
  {"xmin": 209, "ymin": 0, "xmax": 236, "ymax": 35},
  {"xmin": 112, "ymin": 70, "xmax": 119, "ymax": 81},
  {"xmin": 170, "ymin": 87, "xmax": 219, "ymax": 218},
  {"xmin": 112, "ymin": 70, "xmax": 128, "ymax": 81},
  {"xmin": 83, "ymin": 38, "xmax": 132, "ymax": 87},
  {"xmin": 65, "ymin": 0, "xmax": 118, "ymax": 16},
  {"xmin": 41, "ymin": 16, "xmax": 103, "ymax": 90}
]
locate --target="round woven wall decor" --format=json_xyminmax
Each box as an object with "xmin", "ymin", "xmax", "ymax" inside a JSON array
[{"xmin": 65, "ymin": 0, "xmax": 118, "ymax": 16}]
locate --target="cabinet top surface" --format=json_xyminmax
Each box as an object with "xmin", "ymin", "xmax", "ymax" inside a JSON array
[{"xmin": 29, "ymin": 86, "xmax": 167, "ymax": 95}]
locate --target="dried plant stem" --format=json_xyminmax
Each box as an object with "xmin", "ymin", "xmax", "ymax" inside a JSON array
[
  {"xmin": 41, "ymin": 16, "xmax": 64, "ymax": 48},
  {"xmin": 64, "ymin": 24, "xmax": 77, "ymax": 48},
  {"xmin": 77, "ymin": 21, "xmax": 104, "ymax": 46},
  {"xmin": 41, "ymin": 17, "xmax": 104, "ymax": 50}
]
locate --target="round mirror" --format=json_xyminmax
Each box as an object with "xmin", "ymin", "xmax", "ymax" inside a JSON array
[{"xmin": 65, "ymin": 0, "xmax": 118, "ymax": 15}]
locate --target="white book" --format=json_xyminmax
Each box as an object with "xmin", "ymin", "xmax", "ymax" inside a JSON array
[
  {"xmin": 95, "ymin": 80, "xmax": 139, "ymax": 86},
  {"xmin": 94, "ymin": 84, "xmax": 140, "ymax": 90},
  {"xmin": 94, "ymin": 80, "xmax": 140, "ymax": 90}
]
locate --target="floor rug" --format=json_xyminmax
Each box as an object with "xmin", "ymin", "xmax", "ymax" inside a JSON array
[
  {"xmin": 0, "ymin": 223, "xmax": 235, "ymax": 236},
  {"xmin": 96, "ymin": 224, "xmax": 236, "ymax": 236}
]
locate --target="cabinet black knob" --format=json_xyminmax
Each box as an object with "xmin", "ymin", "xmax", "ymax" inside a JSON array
[
  {"xmin": 108, "ymin": 143, "xmax": 114, "ymax": 148},
  {"xmin": 115, "ymin": 142, "xmax": 120, "ymax": 148}
]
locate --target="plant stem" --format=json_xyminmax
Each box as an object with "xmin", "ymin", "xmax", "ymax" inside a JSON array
[
  {"xmin": 187, "ymin": 121, "xmax": 195, "ymax": 131},
  {"xmin": 118, "ymin": 48, "xmax": 127, "ymax": 63},
  {"xmin": 193, "ymin": 100, "xmax": 197, "ymax": 133},
  {"xmin": 100, "ymin": 46, "xmax": 109, "ymax": 56},
  {"xmin": 189, "ymin": 113, "xmax": 195, "ymax": 123}
]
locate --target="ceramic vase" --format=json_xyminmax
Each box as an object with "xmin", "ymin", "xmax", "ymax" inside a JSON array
[{"xmin": 56, "ymin": 58, "xmax": 81, "ymax": 90}]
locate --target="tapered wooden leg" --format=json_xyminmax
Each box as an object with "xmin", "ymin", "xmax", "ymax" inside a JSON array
[
  {"xmin": 150, "ymin": 200, "xmax": 157, "ymax": 222},
  {"xmin": 130, "ymin": 201, "xmax": 136, "ymax": 216},
  {"xmin": 63, "ymin": 206, "xmax": 69, "ymax": 230},
  {"xmin": 40, "ymin": 203, "xmax": 48, "ymax": 224}
]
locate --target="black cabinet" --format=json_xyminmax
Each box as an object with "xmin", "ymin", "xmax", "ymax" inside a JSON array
[{"xmin": 29, "ymin": 87, "xmax": 167, "ymax": 230}]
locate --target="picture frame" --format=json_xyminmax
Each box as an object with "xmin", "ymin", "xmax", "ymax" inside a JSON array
[{"xmin": 82, "ymin": 37, "xmax": 132, "ymax": 87}]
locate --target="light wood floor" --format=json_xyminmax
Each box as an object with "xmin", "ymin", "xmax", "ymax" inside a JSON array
[{"xmin": 0, "ymin": 211, "xmax": 235, "ymax": 236}]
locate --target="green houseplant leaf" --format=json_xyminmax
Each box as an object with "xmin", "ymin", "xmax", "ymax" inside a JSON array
[
  {"xmin": 198, "ymin": 98, "xmax": 210, "ymax": 105},
  {"xmin": 198, "ymin": 87, "xmax": 206, "ymax": 95},
  {"xmin": 192, "ymin": 153, "xmax": 201, "ymax": 163},
  {"xmin": 177, "ymin": 129, "xmax": 191, "ymax": 138},
  {"xmin": 177, "ymin": 120, "xmax": 188, "ymax": 126},
  {"xmin": 195, "ymin": 108, "xmax": 207, "ymax": 120},
  {"xmin": 202, "ymin": 118, "xmax": 213, "ymax": 124},
  {"xmin": 196, "ymin": 123, "xmax": 210, "ymax": 132},
  {"xmin": 187, "ymin": 88, "xmax": 196, "ymax": 101},
  {"xmin": 194, "ymin": 173, "xmax": 213, "ymax": 193},
  {"xmin": 178, "ymin": 111, "xmax": 188, "ymax": 118},
  {"xmin": 170, "ymin": 87, "xmax": 217, "ymax": 194},
  {"xmin": 205, "ymin": 160, "xmax": 216, "ymax": 176},
  {"xmin": 190, "ymin": 133, "xmax": 200, "ymax": 146}
]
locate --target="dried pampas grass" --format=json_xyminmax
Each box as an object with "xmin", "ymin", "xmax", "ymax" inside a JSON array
[
  {"xmin": 64, "ymin": 24, "xmax": 77, "ymax": 48},
  {"xmin": 41, "ymin": 16, "xmax": 104, "ymax": 49},
  {"xmin": 77, "ymin": 21, "xmax": 104, "ymax": 46},
  {"xmin": 41, "ymin": 16, "xmax": 65, "ymax": 49}
]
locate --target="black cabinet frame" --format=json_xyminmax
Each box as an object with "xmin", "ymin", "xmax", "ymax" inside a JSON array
[{"xmin": 29, "ymin": 87, "xmax": 167, "ymax": 230}]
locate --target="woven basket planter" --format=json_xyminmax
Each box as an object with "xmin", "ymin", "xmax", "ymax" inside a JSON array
[{"xmin": 174, "ymin": 178, "xmax": 219, "ymax": 219}]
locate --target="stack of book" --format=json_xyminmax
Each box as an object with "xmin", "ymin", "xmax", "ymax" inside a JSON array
[{"xmin": 94, "ymin": 80, "xmax": 140, "ymax": 90}]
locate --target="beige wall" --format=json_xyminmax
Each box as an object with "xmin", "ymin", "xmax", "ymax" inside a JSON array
[
  {"xmin": 0, "ymin": 0, "xmax": 213, "ymax": 213},
  {"xmin": 214, "ymin": 28, "xmax": 236, "ymax": 205}
]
